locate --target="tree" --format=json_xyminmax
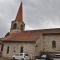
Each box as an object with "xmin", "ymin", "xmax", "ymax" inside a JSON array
[{"xmin": 5, "ymin": 32, "xmax": 10, "ymax": 37}]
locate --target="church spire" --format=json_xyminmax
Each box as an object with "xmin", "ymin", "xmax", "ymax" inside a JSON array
[
  {"xmin": 15, "ymin": 2, "xmax": 23, "ymax": 21},
  {"xmin": 10, "ymin": 2, "xmax": 25, "ymax": 34}
]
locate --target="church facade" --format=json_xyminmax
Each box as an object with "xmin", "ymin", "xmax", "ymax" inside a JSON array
[{"xmin": 2, "ymin": 2, "xmax": 60, "ymax": 59}]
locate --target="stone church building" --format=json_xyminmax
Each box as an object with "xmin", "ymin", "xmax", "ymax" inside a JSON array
[{"xmin": 2, "ymin": 2, "xmax": 60, "ymax": 59}]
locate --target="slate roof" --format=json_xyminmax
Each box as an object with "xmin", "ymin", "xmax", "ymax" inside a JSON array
[
  {"xmin": 2, "ymin": 31, "xmax": 41, "ymax": 42},
  {"xmin": 2, "ymin": 28, "xmax": 60, "ymax": 42},
  {"xmin": 15, "ymin": 2, "xmax": 23, "ymax": 21}
]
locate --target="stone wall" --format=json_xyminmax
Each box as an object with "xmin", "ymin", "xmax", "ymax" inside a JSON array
[
  {"xmin": 2, "ymin": 42, "xmax": 35, "ymax": 59},
  {"xmin": 35, "ymin": 34, "xmax": 60, "ymax": 57},
  {"xmin": 43, "ymin": 34, "xmax": 60, "ymax": 52},
  {"xmin": 35, "ymin": 35, "xmax": 43, "ymax": 56},
  {"xmin": 10, "ymin": 20, "xmax": 25, "ymax": 34}
]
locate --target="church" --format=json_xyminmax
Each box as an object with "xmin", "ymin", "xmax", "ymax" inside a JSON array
[{"xmin": 2, "ymin": 2, "xmax": 60, "ymax": 59}]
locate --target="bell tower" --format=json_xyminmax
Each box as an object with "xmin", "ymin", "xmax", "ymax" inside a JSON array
[{"xmin": 10, "ymin": 2, "xmax": 25, "ymax": 34}]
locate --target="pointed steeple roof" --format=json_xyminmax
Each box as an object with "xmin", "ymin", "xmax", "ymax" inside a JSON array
[{"xmin": 15, "ymin": 2, "xmax": 23, "ymax": 21}]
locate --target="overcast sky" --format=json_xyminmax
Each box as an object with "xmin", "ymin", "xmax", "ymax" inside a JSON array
[{"xmin": 0, "ymin": 0, "xmax": 60, "ymax": 38}]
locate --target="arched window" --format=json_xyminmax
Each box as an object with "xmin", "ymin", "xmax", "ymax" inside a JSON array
[
  {"xmin": 13, "ymin": 23, "xmax": 17, "ymax": 29},
  {"xmin": 1, "ymin": 44, "xmax": 4, "ymax": 51},
  {"xmin": 52, "ymin": 40, "xmax": 56, "ymax": 48},
  {"xmin": 20, "ymin": 46, "xmax": 23, "ymax": 53},
  {"xmin": 21, "ymin": 25, "xmax": 23, "ymax": 30},
  {"xmin": 7, "ymin": 46, "xmax": 9, "ymax": 54}
]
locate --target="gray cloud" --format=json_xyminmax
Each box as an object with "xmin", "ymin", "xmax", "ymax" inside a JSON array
[
  {"xmin": 23, "ymin": 0, "xmax": 60, "ymax": 29},
  {"xmin": 0, "ymin": 0, "xmax": 60, "ymax": 37}
]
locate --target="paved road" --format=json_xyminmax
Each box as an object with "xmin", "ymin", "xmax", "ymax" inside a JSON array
[
  {"xmin": 0, "ymin": 57, "xmax": 12, "ymax": 60},
  {"xmin": 0, "ymin": 57, "xmax": 5, "ymax": 60},
  {"xmin": 0, "ymin": 57, "xmax": 6, "ymax": 60}
]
